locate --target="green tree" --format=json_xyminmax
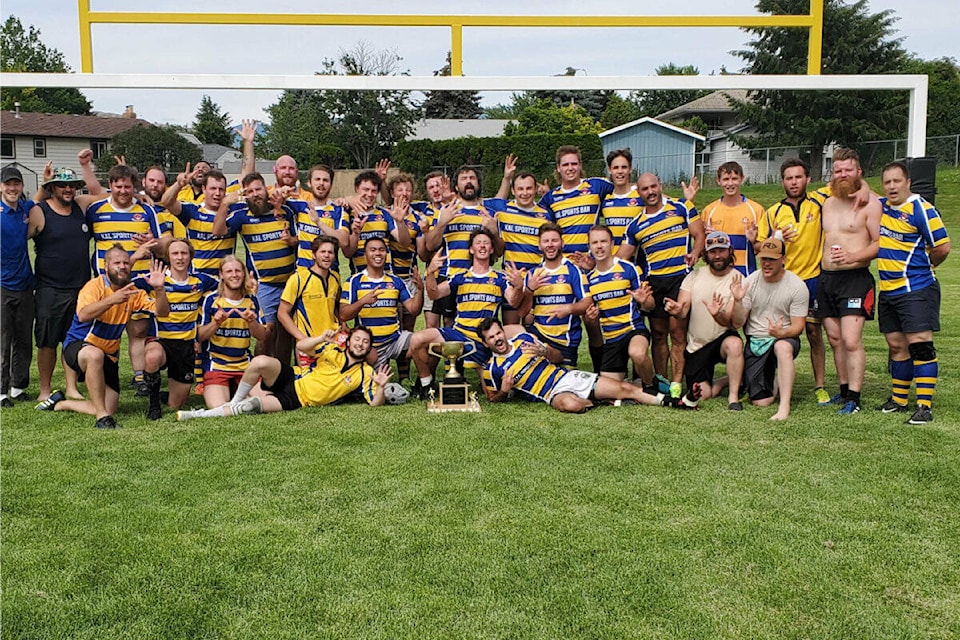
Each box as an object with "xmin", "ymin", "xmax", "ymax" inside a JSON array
[
  {"xmin": 731, "ymin": 0, "xmax": 908, "ymax": 178},
  {"xmin": 523, "ymin": 67, "xmax": 613, "ymax": 122},
  {"xmin": 902, "ymin": 56, "xmax": 960, "ymax": 137},
  {"xmin": 108, "ymin": 124, "xmax": 203, "ymax": 174},
  {"xmin": 260, "ymin": 90, "xmax": 343, "ymax": 168},
  {"xmin": 504, "ymin": 99, "xmax": 602, "ymax": 136},
  {"xmin": 421, "ymin": 51, "xmax": 482, "ymax": 119},
  {"xmin": 630, "ymin": 63, "xmax": 712, "ymax": 118},
  {"xmin": 600, "ymin": 93, "xmax": 642, "ymax": 130},
  {"xmin": 192, "ymin": 95, "xmax": 233, "ymax": 146},
  {"xmin": 0, "ymin": 15, "xmax": 91, "ymax": 114}
]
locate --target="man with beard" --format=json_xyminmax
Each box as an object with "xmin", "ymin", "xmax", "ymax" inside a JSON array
[
  {"xmin": 343, "ymin": 171, "xmax": 410, "ymax": 275},
  {"xmin": 342, "ymin": 237, "xmax": 424, "ymax": 371},
  {"xmin": 509, "ymin": 222, "xmax": 591, "ymax": 367},
  {"xmin": 876, "ymin": 161, "xmax": 951, "ymax": 424},
  {"xmin": 424, "ymin": 166, "xmax": 499, "ymax": 328},
  {"xmin": 140, "ymin": 239, "xmax": 218, "ymax": 419},
  {"xmin": 176, "ymin": 326, "xmax": 393, "ymax": 420},
  {"xmin": 287, "ymin": 165, "xmax": 350, "ymax": 272},
  {"xmin": 271, "ymin": 155, "xmax": 311, "ymax": 202},
  {"xmin": 175, "ymin": 119, "xmax": 255, "ymax": 205},
  {"xmin": 478, "ymin": 318, "xmax": 697, "ymax": 413},
  {"xmin": 36, "ymin": 246, "xmax": 168, "ymax": 429},
  {"xmin": 755, "ymin": 159, "xmax": 830, "ymax": 405},
  {"xmin": 618, "ymin": 172, "xmax": 705, "ymax": 399},
  {"xmin": 815, "ymin": 148, "xmax": 882, "ymax": 415},
  {"xmin": 278, "ymin": 236, "xmax": 342, "ymax": 367},
  {"xmin": 214, "ymin": 173, "xmax": 298, "ymax": 359},
  {"xmin": 413, "ymin": 170, "xmax": 451, "ymax": 330},
  {"xmin": 701, "ymin": 162, "xmax": 766, "ymax": 276},
  {"xmin": 27, "ymin": 166, "xmax": 92, "ymax": 403},
  {"xmin": 161, "ymin": 167, "xmax": 235, "ymax": 278},
  {"xmin": 663, "ymin": 231, "xmax": 745, "ymax": 409},
  {"xmin": 731, "ymin": 238, "xmax": 808, "ymax": 421}
]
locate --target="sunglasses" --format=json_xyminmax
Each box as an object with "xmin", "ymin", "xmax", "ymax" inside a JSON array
[{"xmin": 705, "ymin": 235, "xmax": 730, "ymax": 248}]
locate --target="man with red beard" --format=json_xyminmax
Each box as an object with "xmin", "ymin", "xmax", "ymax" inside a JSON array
[{"xmin": 815, "ymin": 148, "xmax": 883, "ymax": 415}]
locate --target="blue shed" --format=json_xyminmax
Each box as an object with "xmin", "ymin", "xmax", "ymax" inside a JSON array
[{"xmin": 599, "ymin": 117, "xmax": 704, "ymax": 184}]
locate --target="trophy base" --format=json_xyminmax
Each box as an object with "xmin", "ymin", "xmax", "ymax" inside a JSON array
[{"xmin": 427, "ymin": 382, "xmax": 481, "ymax": 413}]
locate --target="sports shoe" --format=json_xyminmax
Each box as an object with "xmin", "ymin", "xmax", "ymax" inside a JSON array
[
  {"xmin": 653, "ymin": 374, "xmax": 672, "ymax": 395},
  {"xmin": 134, "ymin": 381, "xmax": 150, "ymax": 398},
  {"xmin": 878, "ymin": 397, "xmax": 909, "ymax": 414},
  {"xmin": 176, "ymin": 409, "xmax": 194, "ymax": 422},
  {"xmin": 814, "ymin": 387, "xmax": 831, "ymax": 406},
  {"xmin": 146, "ymin": 405, "xmax": 163, "ymax": 421},
  {"xmin": 827, "ymin": 393, "xmax": 845, "ymax": 406},
  {"xmin": 728, "ymin": 401, "xmax": 744, "ymax": 411},
  {"xmin": 230, "ymin": 396, "xmax": 262, "ymax": 416},
  {"xmin": 9, "ymin": 388, "xmax": 29, "ymax": 401},
  {"xmin": 670, "ymin": 382, "xmax": 701, "ymax": 409},
  {"xmin": 412, "ymin": 379, "xmax": 436, "ymax": 401},
  {"xmin": 837, "ymin": 400, "xmax": 861, "ymax": 415},
  {"xmin": 0, "ymin": 397, "xmax": 13, "ymax": 408},
  {"xmin": 94, "ymin": 415, "xmax": 119, "ymax": 429},
  {"xmin": 906, "ymin": 405, "xmax": 933, "ymax": 425},
  {"xmin": 669, "ymin": 381, "xmax": 682, "ymax": 399},
  {"xmin": 36, "ymin": 390, "xmax": 65, "ymax": 411}
]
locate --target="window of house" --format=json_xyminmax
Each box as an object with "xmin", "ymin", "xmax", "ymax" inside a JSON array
[
  {"xmin": 33, "ymin": 138, "xmax": 46, "ymax": 158},
  {"xmin": 91, "ymin": 140, "xmax": 107, "ymax": 160},
  {"xmin": 0, "ymin": 136, "xmax": 14, "ymax": 159}
]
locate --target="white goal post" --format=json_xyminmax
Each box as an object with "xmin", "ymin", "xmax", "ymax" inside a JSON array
[{"xmin": 0, "ymin": 72, "xmax": 929, "ymax": 157}]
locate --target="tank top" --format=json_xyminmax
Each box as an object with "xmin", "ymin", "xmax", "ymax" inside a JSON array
[{"xmin": 34, "ymin": 200, "xmax": 92, "ymax": 289}]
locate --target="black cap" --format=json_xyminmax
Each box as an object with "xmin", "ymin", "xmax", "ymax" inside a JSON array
[{"xmin": 1, "ymin": 166, "xmax": 23, "ymax": 183}]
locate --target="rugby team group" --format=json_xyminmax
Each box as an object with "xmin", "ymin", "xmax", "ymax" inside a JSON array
[{"xmin": 0, "ymin": 126, "xmax": 950, "ymax": 428}]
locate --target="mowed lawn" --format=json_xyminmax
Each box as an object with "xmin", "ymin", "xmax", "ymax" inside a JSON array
[{"xmin": 2, "ymin": 170, "xmax": 959, "ymax": 639}]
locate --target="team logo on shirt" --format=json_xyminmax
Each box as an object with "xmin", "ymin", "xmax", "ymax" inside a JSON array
[
  {"xmin": 556, "ymin": 276, "xmax": 565, "ymax": 283},
  {"xmin": 613, "ymin": 273, "xmax": 623, "ymax": 280},
  {"xmin": 629, "ymin": 199, "xmax": 638, "ymax": 207},
  {"xmin": 488, "ymin": 277, "xmax": 497, "ymax": 285},
  {"xmin": 344, "ymin": 374, "xmax": 353, "ymax": 385},
  {"xmin": 132, "ymin": 213, "xmax": 143, "ymax": 222},
  {"xmin": 806, "ymin": 212, "xmax": 814, "ymax": 222},
  {"xmin": 580, "ymin": 187, "xmax": 591, "ymax": 195}
]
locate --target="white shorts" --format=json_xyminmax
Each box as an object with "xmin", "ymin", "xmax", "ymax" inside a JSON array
[
  {"xmin": 374, "ymin": 330, "xmax": 413, "ymax": 369},
  {"xmin": 546, "ymin": 369, "xmax": 599, "ymax": 404}
]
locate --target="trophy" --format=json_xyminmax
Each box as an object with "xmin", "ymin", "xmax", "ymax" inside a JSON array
[{"xmin": 427, "ymin": 341, "xmax": 481, "ymax": 413}]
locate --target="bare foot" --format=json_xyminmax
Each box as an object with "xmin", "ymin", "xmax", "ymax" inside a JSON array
[
  {"xmin": 66, "ymin": 391, "xmax": 85, "ymax": 400},
  {"xmin": 770, "ymin": 411, "xmax": 789, "ymax": 421}
]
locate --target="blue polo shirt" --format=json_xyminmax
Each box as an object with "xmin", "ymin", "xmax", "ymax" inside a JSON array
[{"xmin": 1, "ymin": 197, "xmax": 34, "ymax": 291}]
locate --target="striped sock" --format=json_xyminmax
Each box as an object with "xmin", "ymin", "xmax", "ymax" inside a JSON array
[
  {"xmin": 913, "ymin": 358, "xmax": 938, "ymax": 408},
  {"xmin": 889, "ymin": 359, "xmax": 913, "ymax": 407}
]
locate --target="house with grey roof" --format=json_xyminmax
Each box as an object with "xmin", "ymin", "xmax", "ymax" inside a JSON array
[{"xmin": 599, "ymin": 117, "xmax": 704, "ymax": 184}]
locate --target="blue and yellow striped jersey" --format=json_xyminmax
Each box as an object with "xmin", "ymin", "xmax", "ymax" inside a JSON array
[
  {"xmin": 294, "ymin": 342, "xmax": 378, "ymax": 406},
  {"xmin": 622, "ymin": 198, "xmax": 699, "ymax": 279},
  {"xmin": 448, "ymin": 269, "xmax": 509, "ymax": 339},
  {"xmin": 701, "ymin": 196, "xmax": 766, "ymax": 275},
  {"xmin": 342, "ymin": 271, "xmax": 411, "ymax": 347},
  {"xmin": 136, "ymin": 272, "xmax": 218, "ymax": 341},
  {"xmin": 200, "ymin": 292, "xmax": 261, "ymax": 373},
  {"xmin": 483, "ymin": 332, "xmax": 570, "ymax": 403},
  {"xmin": 602, "ymin": 187, "xmax": 643, "ymax": 247},
  {"xmin": 85, "ymin": 198, "xmax": 162, "ymax": 277},
  {"xmin": 280, "ymin": 266, "xmax": 341, "ymax": 338},
  {"xmin": 176, "ymin": 203, "xmax": 237, "ymax": 278},
  {"xmin": 176, "ymin": 180, "xmax": 241, "ymax": 206},
  {"xmin": 155, "ymin": 205, "xmax": 186, "ymax": 239},
  {"xmin": 64, "ymin": 275, "xmax": 156, "ymax": 361},
  {"xmin": 390, "ymin": 209, "xmax": 427, "ymax": 279},
  {"xmin": 350, "ymin": 207, "xmax": 398, "ymax": 275},
  {"xmin": 758, "ymin": 196, "xmax": 823, "ymax": 281},
  {"xmin": 485, "ymin": 198, "xmax": 549, "ymax": 272},
  {"xmin": 225, "ymin": 203, "xmax": 297, "ymax": 284},
  {"xmin": 525, "ymin": 258, "xmax": 588, "ymax": 349},
  {"xmin": 288, "ymin": 199, "xmax": 348, "ymax": 270},
  {"xmin": 588, "ymin": 258, "xmax": 647, "ymax": 341},
  {"xmin": 411, "ymin": 201, "xmax": 440, "ymax": 227},
  {"xmin": 538, "ymin": 178, "xmax": 614, "ymax": 255},
  {"xmin": 437, "ymin": 205, "xmax": 496, "ymax": 279},
  {"xmin": 878, "ymin": 194, "xmax": 950, "ymax": 295}
]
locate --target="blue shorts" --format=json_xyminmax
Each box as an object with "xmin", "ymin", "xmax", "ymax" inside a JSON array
[
  {"xmin": 437, "ymin": 326, "xmax": 490, "ymax": 368},
  {"xmin": 804, "ymin": 276, "xmax": 819, "ymax": 321},
  {"xmin": 527, "ymin": 325, "xmax": 579, "ymax": 367},
  {"xmin": 256, "ymin": 281, "xmax": 285, "ymax": 325}
]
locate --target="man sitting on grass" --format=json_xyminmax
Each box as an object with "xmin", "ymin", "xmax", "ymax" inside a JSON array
[
  {"xmin": 176, "ymin": 326, "xmax": 392, "ymax": 419},
  {"xmin": 478, "ymin": 318, "xmax": 699, "ymax": 413}
]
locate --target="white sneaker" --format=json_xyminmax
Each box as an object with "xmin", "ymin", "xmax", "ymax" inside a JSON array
[
  {"xmin": 176, "ymin": 409, "xmax": 198, "ymax": 422},
  {"xmin": 230, "ymin": 396, "xmax": 262, "ymax": 416}
]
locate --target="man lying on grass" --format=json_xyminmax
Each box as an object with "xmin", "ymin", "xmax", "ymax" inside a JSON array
[
  {"xmin": 177, "ymin": 326, "xmax": 392, "ymax": 420},
  {"xmin": 478, "ymin": 318, "xmax": 700, "ymax": 413}
]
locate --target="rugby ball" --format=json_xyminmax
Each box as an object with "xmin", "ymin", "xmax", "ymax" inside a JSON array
[{"xmin": 384, "ymin": 382, "xmax": 410, "ymax": 405}]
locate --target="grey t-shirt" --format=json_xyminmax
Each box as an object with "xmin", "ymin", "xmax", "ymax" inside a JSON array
[{"xmin": 742, "ymin": 269, "xmax": 808, "ymax": 337}]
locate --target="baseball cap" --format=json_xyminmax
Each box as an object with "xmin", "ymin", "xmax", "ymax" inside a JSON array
[
  {"xmin": 42, "ymin": 168, "xmax": 86, "ymax": 189},
  {"xmin": 1, "ymin": 166, "xmax": 23, "ymax": 183},
  {"xmin": 705, "ymin": 230, "xmax": 731, "ymax": 250},
  {"xmin": 757, "ymin": 238, "xmax": 785, "ymax": 259}
]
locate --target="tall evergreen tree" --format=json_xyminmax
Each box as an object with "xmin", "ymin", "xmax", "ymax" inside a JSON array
[
  {"xmin": 109, "ymin": 125, "xmax": 203, "ymax": 173},
  {"xmin": 630, "ymin": 64, "xmax": 712, "ymax": 118},
  {"xmin": 192, "ymin": 95, "xmax": 234, "ymax": 146},
  {"xmin": 525, "ymin": 67, "xmax": 612, "ymax": 122},
  {"xmin": 421, "ymin": 51, "xmax": 482, "ymax": 119}
]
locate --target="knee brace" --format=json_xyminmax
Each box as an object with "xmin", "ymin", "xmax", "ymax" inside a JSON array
[{"xmin": 908, "ymin": 341, "xmax": 936, "ymax": 362}]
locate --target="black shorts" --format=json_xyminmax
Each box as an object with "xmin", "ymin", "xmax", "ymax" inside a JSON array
[
  {"xmin": 262, "ymin": 361, "xmax": 303, "ymax": 411},
  {"xmin": 34, "ymin": 287, "xmax": 80, "ymax": 348},
  {"xmin": 600, "ymin": 329, "xmax": 649, "ymax": 374},
  {"xmin": 815, "ymin": 268, "xmax": 875, "ymax": 319},
  {"xmin": 158, "ymin": 338, "xmax": 196, "ymax": 384},
  {"xmin": 683, "ymin": 330, "xmax": 742, "ymax": 389},
  {"xmin": 63, "ymin": 340, "xmax": 120, "ymax": 393},
  {"xmin": 743, "ymin": 336, "xmax": 800, "ymax": 401},
  {"xmin": 878, "ymin": 283, "xmax": 941, "ymax": 334},
  {"xmin": 647, "ymin": 273, "xmax": 686, "ymax": 320}
]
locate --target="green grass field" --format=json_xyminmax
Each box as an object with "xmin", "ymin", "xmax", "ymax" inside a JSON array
[{"xmin": 3, "ymin": 170, "xmax": 959, "ymax": 639}]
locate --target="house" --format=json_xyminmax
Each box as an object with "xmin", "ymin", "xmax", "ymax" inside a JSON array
[
  {"xmin": 176, "ymin": 132, "xmax": 275, "ymax": 178},
  {"xmin": 598, "ymin": 117, "xmax": 704, "ymax": 184},
  {"xmin": 0, "ymin": 107, "xmax": 152, "ymax": 191},
  {"xmin": 408, "ymin": 119, "xmax": 514, "ymax": 141},
  {"xmin": 657, "ymin": 89, "xmax": 826, "ymax": 184}
]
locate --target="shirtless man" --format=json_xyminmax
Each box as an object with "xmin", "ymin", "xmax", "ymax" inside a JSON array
[{"xmin": 814, "ymin": 148, "xmax": 882, "ymax": 414}]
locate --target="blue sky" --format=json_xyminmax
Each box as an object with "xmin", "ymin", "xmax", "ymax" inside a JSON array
[{"xmin": 4, "ymin": 1, "xmax": 957, "ymax": 125}]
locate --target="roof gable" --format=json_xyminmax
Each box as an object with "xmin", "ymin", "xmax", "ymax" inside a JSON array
[{"xmin": 599, "ymin": 116, "xmax": 705, "ymax": 141}]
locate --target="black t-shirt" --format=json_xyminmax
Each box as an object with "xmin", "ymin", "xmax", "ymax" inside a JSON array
[{"xmin": 33, "ymin": 200, "xmax": 92, "ymax": 289}]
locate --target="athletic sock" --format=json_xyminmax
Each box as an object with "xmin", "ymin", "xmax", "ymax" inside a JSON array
[
  {"xmin": 144, "ymin": 371, "xmax": 162, "ymax": 410},
  {"xmin": 847, "ymin": 389, "xmax": 861, "ymax": 406},
  {"xmin": 889, "ymin": 359, "xmax": 913, "ymax": 407},
  {"xmin": 419, "ymin": 376, "xmax": 433, "ymax": 388},
  {"xmin": 913, "ymin": 357, "xmax": 938, "ymax": 409},
  {"xmin": 589, "ymin": 346, "xmax": 603, "ymax": 374},
  {"xmin": 232, "ymin": 381, "xmax": 253, "ymax": 404},
  {"xmin": 133, "ymin": 370, "xmax": 144, "ymax": 383},
  {"xmin": 839, "ymin": 383, "xmax": 849, "ymax": 400}
]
